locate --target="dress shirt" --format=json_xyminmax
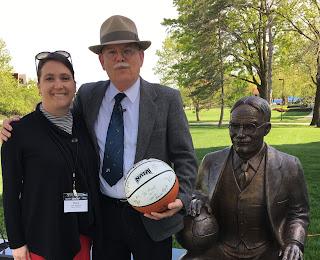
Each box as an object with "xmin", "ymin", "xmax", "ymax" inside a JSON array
[{"xmin": 94, "ymin": 78, "xmax": 140, "ymax": 198}]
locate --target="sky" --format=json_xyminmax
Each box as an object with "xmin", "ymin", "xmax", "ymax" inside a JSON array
[{"xmin": 0, "ymin": 0, "xmax": 177, "ymax": 87}]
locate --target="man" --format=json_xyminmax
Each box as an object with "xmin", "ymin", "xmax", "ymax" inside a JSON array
[
  {"xmin": 1, "ymin": 15, "xmax": 197, "ymax": 260},
  {"xmin": 180, "ymin": 96, "xmax": 309, "ymax": 260}
]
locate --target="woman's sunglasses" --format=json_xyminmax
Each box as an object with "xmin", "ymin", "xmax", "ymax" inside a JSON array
[{"xmin": 35, "ymin": 50, "xmax": 72, "ymax": 71}]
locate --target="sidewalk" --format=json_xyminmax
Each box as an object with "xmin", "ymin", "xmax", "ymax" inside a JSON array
[{"xmin": 189, "ymin": 121, "xmax": 310, "ymax": 126}]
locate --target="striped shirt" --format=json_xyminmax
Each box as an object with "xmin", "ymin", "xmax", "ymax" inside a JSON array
[{"xmin": 40, "ymin": 104, "xmax": 73, "ymax": 134}]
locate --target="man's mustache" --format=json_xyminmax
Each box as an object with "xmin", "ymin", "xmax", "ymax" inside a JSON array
[{"xmin": 114, "ymin": 62, "xmax": 130, "ymax": 69}]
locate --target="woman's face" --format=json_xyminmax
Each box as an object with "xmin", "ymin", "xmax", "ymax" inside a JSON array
[{"xmin": 38, "ymin": 60, "xmax": 76, "ymax": 116}]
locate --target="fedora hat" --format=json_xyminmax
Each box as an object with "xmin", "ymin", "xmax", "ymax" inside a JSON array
[{"xmin": 89, "ymin": 15, "xmax": 151, "ymax": 54}]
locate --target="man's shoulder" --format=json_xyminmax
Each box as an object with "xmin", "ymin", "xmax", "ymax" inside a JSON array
[
  {"xmin": 202, "ymin": 147, "xmax": 230, "ymax": 164},
  {"xmin": 78, "ymin": 80, "xmax": 108, "ymax": 94},
  {"xmin": 267, "ymin": 145, "xmax": 300, "ymax": 164},
  {"xmin": 141, "ymin": 78, "xmax": 179, "ymax": 95}
]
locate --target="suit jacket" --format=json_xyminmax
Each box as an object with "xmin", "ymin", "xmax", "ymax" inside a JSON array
[
  {"xmin": 72, "ymin": 78, "xmax": 197, "ymax": 241},
  {"xmin": 197, "ymin": 145, "xmax": 309, "ymax": 249}
]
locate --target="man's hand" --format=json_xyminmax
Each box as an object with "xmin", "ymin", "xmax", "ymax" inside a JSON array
[
  {"xmin": 12, "ymin": 244, "xmax": 31, "ymax": 260},
  {"xmin": 281, "ymin": 243, "xmax": 303, "ymax": 260},
  {"xmin": 0, "ymin": 117, "xmax": 20, "ymax": 142},
  {"xmin": 144, "ymin": 199, "xmax": 183, "ymax": 220}
]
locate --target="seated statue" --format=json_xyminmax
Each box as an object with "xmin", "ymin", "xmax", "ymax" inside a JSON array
[{"xmin": 177, "ymin": 96, "xmax": 309, "ymax": 260}]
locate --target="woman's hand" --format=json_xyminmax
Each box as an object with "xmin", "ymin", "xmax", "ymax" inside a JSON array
[{"xmin": 12, "ymin": 245, "xmax": 31, "ymax": 260}]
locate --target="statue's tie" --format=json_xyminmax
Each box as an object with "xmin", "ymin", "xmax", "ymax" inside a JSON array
[
  {"xmin": 239, "ymin": 161, "xmax": 249, "ymax": 189},
  {"xmin": 102, "ymin": 93, "xmax": 126, "ymax": 186}
]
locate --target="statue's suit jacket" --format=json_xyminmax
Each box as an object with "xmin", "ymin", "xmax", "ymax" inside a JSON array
[
  {"xmin": 197, "ymin": 145, "xmax": 309, "ymax": 249},
  {"xmin": 73, "ymin": 78, "xmax": 197, "ymax": 241}
]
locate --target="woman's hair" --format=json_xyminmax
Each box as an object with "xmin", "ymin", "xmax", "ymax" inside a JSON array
[
  {"xmin": 36, "ymin": 52, "xmax": 74, "ymax": 82},
  {"xmin": 231, "ymin": 96, "xmax": 271, "ymax": 122}
]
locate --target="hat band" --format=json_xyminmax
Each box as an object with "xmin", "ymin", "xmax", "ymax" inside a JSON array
[{"xmin": 101, "ymin": 31, "xmax": 140, "ymax": 44}]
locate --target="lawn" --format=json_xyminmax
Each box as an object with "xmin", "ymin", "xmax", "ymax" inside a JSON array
[
  {"xmin": 0, "ymin": 123, "xmax": 318, "ymax": 259},
  {"xmin": 189, "ymin": 125, "xmax": 319, "ymax": 259},
  {"xmin": 185, "ymin": 107, "xmax": 312, "ymax": 124}
]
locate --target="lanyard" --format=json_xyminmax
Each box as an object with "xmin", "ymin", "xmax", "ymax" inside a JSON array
[{"xmin": 71, "ymin": 138, "xmax": 79, "ymax": 196}]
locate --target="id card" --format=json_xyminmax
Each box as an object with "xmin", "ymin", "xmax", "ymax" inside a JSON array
[{"xmin": 63, "ymin": 193, "xmax": 88, "ymax": 213}]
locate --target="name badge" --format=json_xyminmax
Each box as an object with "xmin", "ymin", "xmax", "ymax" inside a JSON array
[{"xmin": 63, "ymin": 193, "xmax": 88, "ymax": 213}]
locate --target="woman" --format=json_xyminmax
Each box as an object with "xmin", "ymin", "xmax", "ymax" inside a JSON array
[{"xmin": 1, "ymin": 51, "xmax": 100, "ymax": 260}]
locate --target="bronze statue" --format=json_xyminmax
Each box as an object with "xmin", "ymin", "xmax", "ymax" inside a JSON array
[{"xmin": 178, "ymin": 96, "xmax": 309, "ymax": 260}]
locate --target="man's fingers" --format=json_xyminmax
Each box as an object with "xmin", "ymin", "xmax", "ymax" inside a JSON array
[
  {"xmin": 1, "ymin": 128, "xmax": 12, "ymax": 139},
  {"xmin": 3, "ymin": 116, "xmax": 20, "ymax": 130},
  {"xmin": 0, "ymin": 133, "xmax": 8, "ymax": 143}
]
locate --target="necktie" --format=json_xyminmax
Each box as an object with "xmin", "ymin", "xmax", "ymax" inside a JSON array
[
  {"xmin": 239, "ymin": 161, "xmax": 249, "ymax": 189},
  {"xmin": 102, "ymin": 93, "xmax": 126, "ymax": 186}
]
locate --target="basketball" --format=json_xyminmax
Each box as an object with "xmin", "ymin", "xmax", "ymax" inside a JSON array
[
  {"xmin": 176, "ymin": 206, "xmax": 219, "ymax": 250},
  {"xmin": 124, "ymin": 158, "xmax": 179, "ymax": 214}
]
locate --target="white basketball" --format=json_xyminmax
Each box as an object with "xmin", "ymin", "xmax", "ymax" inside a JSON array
[{"xmin": 124, "ymin": 158, "xmax": 179, "ymax": 214}]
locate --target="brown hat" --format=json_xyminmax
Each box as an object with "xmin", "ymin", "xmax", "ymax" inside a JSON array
[{"xmin": 89, "ymin": 15, "xmax": 151, "ymax": 54}]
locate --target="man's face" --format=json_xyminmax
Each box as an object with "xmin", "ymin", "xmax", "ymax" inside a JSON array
[
  {"xmin": 229, "ymin": 104, "xmax": 271, "ymax": 160},
  {"xmin": 99, "ymin": 43, "xmax": 144, "ymax": 91}
]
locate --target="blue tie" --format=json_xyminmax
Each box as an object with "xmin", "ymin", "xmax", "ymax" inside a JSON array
[{"xmin": 102, "ymin": 93, "xmax": 126, "ymax": 186}]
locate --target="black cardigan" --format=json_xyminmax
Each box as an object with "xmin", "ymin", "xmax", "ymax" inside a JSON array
[{"xmin": 1, "ymin": 104, "xmax": 100, "ymax": 260}]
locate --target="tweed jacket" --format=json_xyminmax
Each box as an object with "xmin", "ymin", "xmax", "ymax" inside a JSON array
[
  {"xmin": 196, "ymin": 145, "xmax": 309, "ymax": 249},
  {"xmin": 72, "ymin": 78, "xmax": 197, "ymax": 241}
]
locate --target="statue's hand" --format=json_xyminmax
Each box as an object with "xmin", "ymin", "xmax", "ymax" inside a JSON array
[
  {"xmin": 281, "ymin": 243, "xmax": 303, "ymax": 260},
  {"xmin": 189, "ymin": 192, "xmax": 212, "ymax": 217},
  {"xmin": 189, "ymin": 198, "xmax": 204, "ymax": 217}
]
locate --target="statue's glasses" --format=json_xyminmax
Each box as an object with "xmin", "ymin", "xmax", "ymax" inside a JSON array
[
  {"xmin": 228, "ymin": 122, "xmax": 267, "ymax": 135},
  {"xmin": 35, "ymin": 50, "xmax": 72, "ymax": 71}
]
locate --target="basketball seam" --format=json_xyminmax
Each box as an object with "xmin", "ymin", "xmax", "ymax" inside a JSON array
[
  {"xmin": 126, "ymin": 170, "xmax": 174, "ymax": 200},
  {"xmin": 126, "ymin": 158, "xmax": 169, "ymax": 180}
]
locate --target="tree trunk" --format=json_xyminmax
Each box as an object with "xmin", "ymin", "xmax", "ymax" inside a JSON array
[
  {"xmin": 310, "ymin": 84, "xmax": 320, "ymax": 126},
  {"xmin": 310, "ymin": 55, "xmax": 320, "ymax": 126},
  {"xmin": 218, "ymin": 15, "xmax": 225, "ymax": 128},
  {"xmin": 195, "ymin": 103, "xmax": 200, "ymax": 122},
  {"xmin": 218, "ymin": 86, "xmax": 224, "ymax": 127},
  {"xmin": 258, "ymin": 77, "xmax": 268, "ymax": 100},
  {"xmin": 266, "ymin": 5, "xmax": 274, "ymax": 104}
]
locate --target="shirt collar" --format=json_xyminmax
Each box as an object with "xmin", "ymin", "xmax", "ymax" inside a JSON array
[
  {"xmin": 107, "ymin": 78, "xmax": 140, "ymax": 103},
  {"xmin": 233, "ymin": 143, "xmax": 266, "ymax": 171}
]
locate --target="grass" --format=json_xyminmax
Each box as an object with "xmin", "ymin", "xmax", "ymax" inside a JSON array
[
  {"xmin": 0, "ymin": 117, "xmax": 318, "ymax": 258},
  {"xmin": 185, "ymin": 107, "xmax": 312, "ymax": 123},
  {"xmin": 185, "ymin": 125, "xmax": 320, "ymax": 259}
]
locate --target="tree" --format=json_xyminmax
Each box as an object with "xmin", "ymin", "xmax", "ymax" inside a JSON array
[
  {"xmin": 277, "ymin": 0, "xmax": 320, "ymax": 126},
  {"xmin": 0, "ymin": 39, "xmax": 39, "ymax": 116}
]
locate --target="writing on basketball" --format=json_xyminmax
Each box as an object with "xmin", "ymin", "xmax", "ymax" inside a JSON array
[{"xmin": 135, "ymin": 168, "xmax": 152, "ymax": 183}]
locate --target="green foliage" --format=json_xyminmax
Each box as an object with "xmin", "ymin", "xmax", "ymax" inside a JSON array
[
  {"xmin": 0, "ymin": 39, "xmax": 12, "ymax": 72},
  {"xmin": 0, "ymin": 39, "xmax": 40, "ymax": 116}
]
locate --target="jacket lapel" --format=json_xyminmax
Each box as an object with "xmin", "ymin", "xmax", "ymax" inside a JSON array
[
  {"xmin": 209, "ymin": 148, "xmax": 231, "ymax": 200},
  {"xmin": 134, "ymin": 79, "xmax": 157, "ymax": 162},
  {"xmin": 265, "ymin": 145, "xmax": 283, "ymax": 205},
  {"xmin": 87, "ymin": 81, "xmax": 109, "ymax": 153}
]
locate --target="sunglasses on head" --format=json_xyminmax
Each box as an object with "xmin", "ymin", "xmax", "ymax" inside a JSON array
[{"xmin": 35, "ymin": 50, "xmax": 72, "ymax": 71}]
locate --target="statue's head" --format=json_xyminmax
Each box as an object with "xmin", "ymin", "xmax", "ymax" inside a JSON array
[{"xmin": 229, "ymin": 96, "xmax": 271, "ymax": 160}]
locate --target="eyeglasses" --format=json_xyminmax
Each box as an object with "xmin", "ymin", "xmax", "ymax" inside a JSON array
[
  {"xmin": 228, "ymin": 122, "xmax": 267, "ymax": 135},
  {"xmin": 35, "ymin": 50, "xmax": 72, "ymax": 71},
  {"xmin": 103, "ymin": 46, "xmax": 140, "ymax": 59}
]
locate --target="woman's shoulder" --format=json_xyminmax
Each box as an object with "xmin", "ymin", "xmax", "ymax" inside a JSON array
[{"xmin": 12, "ymin": 111, "xmax": 36, "ymax": 127}]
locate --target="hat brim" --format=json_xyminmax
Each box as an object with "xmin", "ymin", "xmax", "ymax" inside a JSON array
[{"xmin": 88, "ymin": 40, "xmax": 151, "ymax": 54}]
